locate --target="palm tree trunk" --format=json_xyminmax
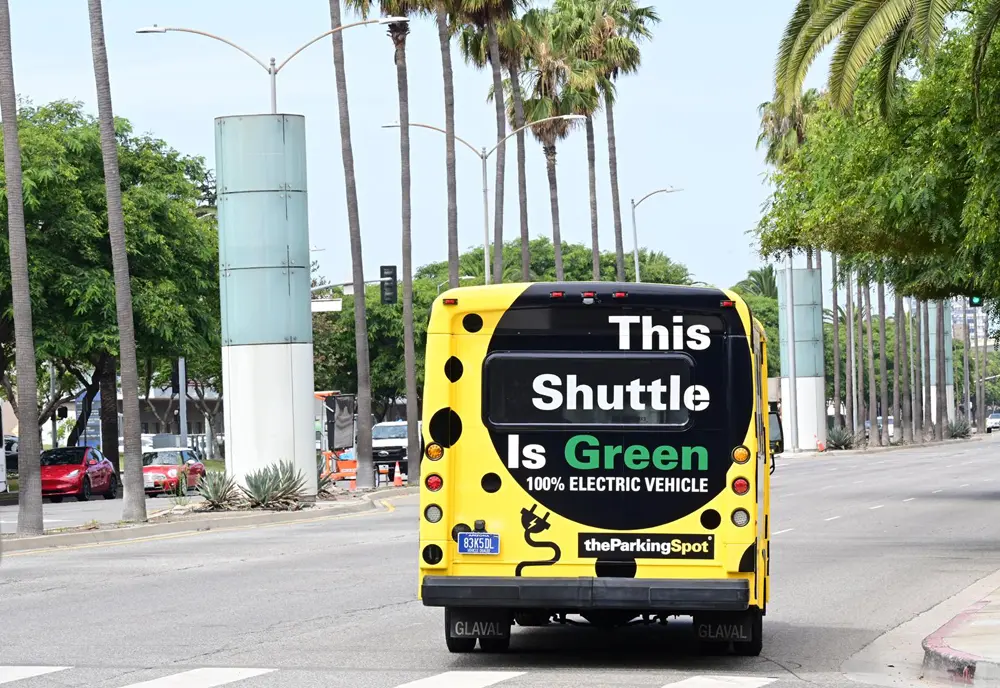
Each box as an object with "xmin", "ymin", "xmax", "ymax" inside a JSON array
[
  {"xmin": 436, "ymin": 3, "xmax": 459, "ymax": 287},
  {"xmin": 864, "ymin": 284, "xmax": 878, "ymax": 446},
  {"xmin": 605, "ymin": 95, "xmax": 626, "ymax": 281},
  {"xmin": 963, "ymin": 301, "xmax": 971, "ymax": 422},
  {"xmin": 844, "ymin": 270, "xmax": 855, "ymax": 436},
  {"xmin": 979, "ymin": 322, "xmax": 988, "ymax": 429},
  {"xmin": 0, "ymin": 0, "xmax": 43, "ymax": 535},
  {"xmin": 878, "ymin": 281, "xmax": 888, "ymax": 446},
  {"xmin": 543, "ymin": 143, "xmax": 564, "ymax": 280},
  {"xmin": 831, "ymin": 255, "xmax": 842, "ymax": 429},
  {"xmin": 507, "ymin": 60, "xmax": 530, "ymax": 283},
  {"xmin": 937, "ymin": 300, "xmax": 948, "ymax": 439},
  {"xmin": 586, "ymin": 116, "xmax": 600, "ymax": 280},
  {"xmin": 900, "ymin": 296, "xmax": 913, "ymax": 443},
  {"xmin": 913, "ymin": 299, "xmax": 924, "ymax": 441},
  {"xmin": 816, "ymin": 249, "xmax": 824, "ymax": 420},
  {"xmin": 329, "ymin": 0, "xmax": 374, "ymax": 488},
  {"xmin": 486, "ymin": 23, "xmax": 506, "ymax": 284},
  {"xmin": 88, "ymin": 0, "xmax": 144, "ymax": 523},
  {"xmin": 922, "ymin": 301, "xmax": 932, "ymax": 436},
  {"xmin": 99, "ymin": 355, "xmax": 120, "ymax": 480},
  {"xmin": 894, "ymin": 294, "xmax": 903, "ymax": 443},
  {"xmin": 390, "ymin": 24, "xmax": 419, "ymax": 486},
  {"xmin": 856, "ymin": 280, "xmax": 865, "ymax": 428}
]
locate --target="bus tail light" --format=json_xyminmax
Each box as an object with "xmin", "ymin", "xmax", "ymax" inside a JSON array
[
  {"xmin": 426, "ymin": 474, "xmax": 443, "ymax": 492},
  {"xmin": 425, "ymin": 443, "xmax": 444, "ymax": 460},
  {"xmin": 731, "ymin": 509, "xmax": 750, "ymax": 527},
  {"xmin": 732, "ymin": 446, "xmax": 750, "ymax": 464},
  {"xmin": 732, "ymin": 478, "xmax": 750, "ymax": 495},
  {"xmin": 424, "ymin": 504, "xmax": 443, "ymax": 523}
]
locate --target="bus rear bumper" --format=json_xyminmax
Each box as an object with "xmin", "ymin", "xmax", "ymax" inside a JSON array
[{"xmin": 421, "ymin": 576, "xmax": 749, "ymax": 612}]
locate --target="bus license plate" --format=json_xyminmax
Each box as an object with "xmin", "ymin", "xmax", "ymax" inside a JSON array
[{"xmin": 458, "ymin": 532, "xmax": 500, "ymax": 555}]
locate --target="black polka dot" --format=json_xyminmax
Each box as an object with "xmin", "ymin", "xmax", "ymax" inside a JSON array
[
  {"xmin": 481, "ymin": 473, "xmax": 501, "ymax": 493},
  {"xmin": 444, "ymin": 357, "xmax": 464, "ymax": 382},
  {"xmin": 700, "ymin": 509, "xmax": 722, "ymax": 530},
  {"xmin": 463, "ymin": 313, "xmax": 483, "ymax": 333},
  {"xmin": 429, "ymin": 408, "xmax": 462, "ymax": 447}
]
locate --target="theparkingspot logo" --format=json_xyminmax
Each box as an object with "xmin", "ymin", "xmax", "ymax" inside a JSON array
[{"xmin": 577, "ymin": 533, "xmax": 714, "ymax": 560}]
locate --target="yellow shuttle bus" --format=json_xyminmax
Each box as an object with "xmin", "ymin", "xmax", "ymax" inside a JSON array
[{"xmin": 417, "ymin": 282, "xmax": 783, "ymax": 654}]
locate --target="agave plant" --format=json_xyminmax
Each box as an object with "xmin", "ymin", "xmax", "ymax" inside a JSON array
[
  {"xmin": 826, "ymin": 425, "xmax": 855, "ymax": 450},
  {"xmin": 241, "ymin": 461, "xmax": 307, "ymax": 510},
  {"xmin": 317, "ymin": 464, "xmax": 334, "ymax": 497},
  {"xmin": 197, "ymin": 471, "xmax": 239, "ymax": 510},
  {"xmin": 948, "ymin": 418, "xmax": 972, "ymax": 439}
]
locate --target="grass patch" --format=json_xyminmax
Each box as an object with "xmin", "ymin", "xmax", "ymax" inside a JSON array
[
  {"xmin": 8, "ymin": 477, "xmax": 17, "ymax": 492},
  {"xmin": 204, "ymin": 459, "xmax": 225, "ymax": 473}
]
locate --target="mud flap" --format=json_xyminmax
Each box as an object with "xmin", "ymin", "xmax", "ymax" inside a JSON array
[
  {"xmin": 446, "ymin": 607, "xmax": 511, "ymax": 640},
  {"xmin": 693, "ymin": 611, "xmax": 756, "ymax": 643}
]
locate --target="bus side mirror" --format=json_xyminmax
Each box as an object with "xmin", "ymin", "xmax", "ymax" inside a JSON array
[{"xmin": 770, "ymin": 438, "xmax": 783, "ymax": 455}]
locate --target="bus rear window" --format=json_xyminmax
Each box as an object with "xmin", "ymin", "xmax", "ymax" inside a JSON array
[{"xmin": 484, "ymin": 352, "xmax": 706, "ymax": 429}]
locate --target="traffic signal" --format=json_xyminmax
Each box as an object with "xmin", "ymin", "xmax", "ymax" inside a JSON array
[
  {"xmin": 970, "ymin": 295, "xmax": 985, "ymax": 308},
  {"xmin": 380, "ymin": 265, "xmax": 398, "ymax": 305}
]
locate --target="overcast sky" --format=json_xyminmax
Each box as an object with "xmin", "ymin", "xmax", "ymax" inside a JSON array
[{"xmin": 11, "ymin": 1, "xmax": 830, "ymax": 290}]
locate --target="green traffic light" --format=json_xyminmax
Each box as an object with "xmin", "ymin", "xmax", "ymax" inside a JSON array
[{"xmin": 970, "ymin": 295, "xmax": 984, "ymax": 307}]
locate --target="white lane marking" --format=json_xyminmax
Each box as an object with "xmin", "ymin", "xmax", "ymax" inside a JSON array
[
  {"xmin": 116, "ymin": 668, "xmax": 275, "ymax": 687},
  {"xmin": 869, "ymin": 505, "xmax": 884, "ymax": 510},
  {"xmin": 773, "ymin": 528, "xmax": 794, "ymax": 535},
  {"xmin": 819, "ymin": 485, "xmax": 832, "ymax": 491},
  {"xmin": 875, "ymin": 461, "xmax": 885, "ymax": 464},
  {"xmin": 946, "ymin": 464, "xmax": 954, "ymax": 468},
  {"xmin": 933, "ymin": 489, "xmax": 943, "ymax": 494},
  {"xmin": 829, "ymin": 468, "xmax": 839, "ymax": 471},
  {"xmin": 961, "ymin": 484, "xmax": 970, "ymax": 488},
  {"xmin": 825, "ymin": 516, "xmax": 841, "ymax": 521},
  {"xmin": 986, "ymin": 478, "xmax": 995, "ymax": 482},
  {"xmin": 0, "ymin": 667, "xmax": 71, "ymax": 683},
  {"xmin": 854, "ymin": 480, "xmax": 864, "ymax": 484},
  {"xmin": 396, "ymin": 671, "xmax": 526, "ymax": 688},
  {"xmin": 660, "ymin": 677, "xmax": 778, "ymax": 687},
  {"xmin": 903, "ymin": 498, "xmax": 915, "ymax": 502}
]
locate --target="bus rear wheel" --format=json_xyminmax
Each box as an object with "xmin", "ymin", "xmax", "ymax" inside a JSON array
[
  {"xmin": 444, "ymin": 608, "xmax": 475, "ymax": 653},
  {"xmin": 733, "ymin": 608, "xmax": 763, "ymax": 656}
]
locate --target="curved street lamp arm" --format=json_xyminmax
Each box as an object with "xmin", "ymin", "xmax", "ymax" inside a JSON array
[
  {"xmin": 384, "ymin": 122, "xmax": 482, "ymax": 158},
  {"xmin": 275, "ymin": 19, "xmax": 383, "ymax": 73},
  {"xmin": 150, "ymin": 27, "xmax": 269, "ymax": 71},
  {"xmin": 484, "ymin": 114, "xmax": 585, "ymax": 159},
  {"xmin": 634, "ymin": 187, "xmax": 684, "ymax": 208}
]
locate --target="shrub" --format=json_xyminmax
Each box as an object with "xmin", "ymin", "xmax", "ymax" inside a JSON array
[
  {"xmin": 197, "ymin": 471, "xmax": 240, "ymax": 510},
  {"xmin": 827, "ymin": 425, "xmax": 855, "ymax": 450},
  {"xmin": 240, "ymin": 460, "xmax": 307, "ymax": 510},
  {"xmin": 948, "ymin": 418, "xmax": 972, "ymax": 439}
]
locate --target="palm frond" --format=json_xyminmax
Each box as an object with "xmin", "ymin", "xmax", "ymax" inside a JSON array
[
  {"xmin": 972, "ymin": 0, "xmax": 1000, "ymax": 116},
  {"xmin": 875, "ymin": 13, "xmax": 914, "ymax": 117},
  {"xmin": 911, "ymin": 0, "xmax": 950, "ymax": 56},
  {"xmin": 779, "ymin": 0, "xmax": 855, "ymax": 108}
]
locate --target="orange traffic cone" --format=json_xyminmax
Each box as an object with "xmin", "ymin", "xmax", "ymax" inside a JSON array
[{"xmin": 393, "ymin": 461, "xmax": 403, "ymax": 487}]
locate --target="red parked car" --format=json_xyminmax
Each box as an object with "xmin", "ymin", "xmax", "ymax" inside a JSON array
[
  {"xmin": 41, "ymin": 446, "xmax": 118, "ymax": 502},
  {"xmin": 142, "ymin": 448, "xmax": 206, "ymax": 496}
]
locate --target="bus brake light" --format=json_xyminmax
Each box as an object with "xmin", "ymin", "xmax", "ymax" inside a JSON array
[
  {"xmin": 426, "ymin": 475, "xmax": 443, "ymax": 492},
  {"xmin": 733, "ymin": 478, "xmax": 750, "ymax": 495}
]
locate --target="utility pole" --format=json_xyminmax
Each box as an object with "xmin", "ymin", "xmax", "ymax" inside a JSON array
[{"xmin": 178, "ymin": 357, "xmax": 188, "ymax": 446}]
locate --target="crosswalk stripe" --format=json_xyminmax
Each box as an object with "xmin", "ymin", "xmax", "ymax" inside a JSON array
[
  {"xmin": 0, "ymin": 667, "xmax": 70, "ymax": 684},
  {"xmin": 115, "ymin": 668, "xmax": 275, "ymax": 687},
  {"xmin": 660, "ymin": 677, "xmax": 778, "ymax": 688},
  {"xmin": 394, "ymin": 671, "xmax": 526, "ymax": 688}
]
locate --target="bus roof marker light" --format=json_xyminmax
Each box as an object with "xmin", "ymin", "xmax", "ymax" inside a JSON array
[
  {"xmin": 581, "ymin": 290, "xmax": 596, "ymax": 304},
  {"xmin": 612, "ymin": 291, "xmax": 628, "ymax": 299},
  {"xmin": 425, "ymin": 443, "xmax": 444, "ymax": 460},
  {"xmin": 442, "ymin": 298, "xmax": 458, "ymax": 306},
  {"xmin": 721, "ymin": 300, "xmax": 736, "ymax": 307},
  {"xmin": 732, "ymin": 446, "xmax": 750, "ymax": 464},
  {"xmin": 550, "ymin": 291, "xmax": 565, "ymax": 299}
]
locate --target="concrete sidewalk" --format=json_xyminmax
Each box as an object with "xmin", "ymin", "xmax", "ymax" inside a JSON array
[
  {"xmin": 923, "ymin": 584, "xmax": 1000, "ymax": 685},
  {"xmin": 778, "ymin": 433, "xmax": 983, "ymax": 460}
]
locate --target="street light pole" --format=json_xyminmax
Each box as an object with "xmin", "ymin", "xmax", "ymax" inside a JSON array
[
  {"xmin": 629, "ymin": 187, "xmax": 683, "ymax": 283},
  {"xmin": 137, "ymin": 18, "xmax": 409, "ymax": 114},
  {"xmin": 383, "ymin": 114, "xmax": 585, "ymax": 285}
]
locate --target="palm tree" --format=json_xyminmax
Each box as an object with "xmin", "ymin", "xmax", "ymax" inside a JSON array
[
  {"xmin": 521, "ymin": 7, "xmax": 594, "ymax": 279},
  {"xmin": 350, "ymin": 0, "xmax": 422, "ymax": 484},
  {"xmin": 436, "ymin": 1, "xmax": 461, "ymax": 288},
  {"xmin": 856, "ymin": 279, "xmax": 866, "ymax": 426},
  {"xmin": 329, "ymin": 0, "xmax": 375, "ymax": 488},
  {"xmin": 735, "ymin": 265, "xmax": 779, "ymax": 299},
  {"xmin": 936, "ymin": 300, "xmax": 948, "ymax": 439},
  {"xmin": 877, "ymin": 281, "xmax": 889, "ymax": 445},
  {"xmin": 0, "ymin": 0, "xmax": 42, "ymax": 535},
  {"xmin": 774, "ymin": 0, "xmax": 1000, "ymax": 115},
  {"xmin": 88, "ymin": 0, "xmax": 143, "ymax": 522},
  {"xmin": 893, "ymin": 292, "xmax": 902, "ymax": 442},
  {"xmin": 576, "ymin": 0, "xmax": 658, "ymax": 281},
  {"xmin": 922, "ymin": 300, "xmax": 931, "ymax": 436},
  {"xmin": 898, "ymin": 293, "xmax": 913, "ymax": 442},
  {"xmin": 864, "ymin": 283, "xmax": 878, "ymax": 445},
  {"xmin": 845, "ymin": 270, "xmax": 856, "ymax": 435}
]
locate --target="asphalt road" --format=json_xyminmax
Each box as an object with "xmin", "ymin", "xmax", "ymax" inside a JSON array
[
  {"xmin": 1, "ymin": 438, "xmax": 999, "ymax": 687},
  {"xmin": 0, "ymin": 493, "xmax": 203, "ymax": 534}
]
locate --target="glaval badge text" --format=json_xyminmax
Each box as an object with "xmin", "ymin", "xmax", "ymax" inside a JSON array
[{"xmin": 577, "ymin": 533, "xmax": 714, "ymax": 560}]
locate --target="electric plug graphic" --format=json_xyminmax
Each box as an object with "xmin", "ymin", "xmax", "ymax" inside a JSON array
[{"xmin": 520, "ymin": 504, "xmax": 552, "ymax": 534}]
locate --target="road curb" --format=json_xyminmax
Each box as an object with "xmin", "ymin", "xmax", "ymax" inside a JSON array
[
  {"xmin": 922, "ymin": 598, "xmax": 1000, "ymax": 685},
  {"xmin": 782, "ymin": 435, "xmax": 981, "ymax": 460},
  {"xmin": 0, "ymin": 488, "xmax": 417, "ymax": 554}
]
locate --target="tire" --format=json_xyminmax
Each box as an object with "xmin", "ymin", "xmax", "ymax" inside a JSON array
[
  {"xmin": 733, "ymin": 608, "xmax": 763, "ymax": 657},
  {"xmin": 77, "ymin": 478, "xmax": 91, "ymax": 502},
  {"xmin": 49, "ymin": 496, "xmax": 62, "ymax": 503},
  {"xmin": 444, "ymin": 609, "xmax": 476, "ymax": 653},
  {"xmin": 104, "ymin": 475, "xmax": 118, "ymax": 500},
  {"xmin": 479, "ymin": 636, "xmax": 510, "ymax": 653}
]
